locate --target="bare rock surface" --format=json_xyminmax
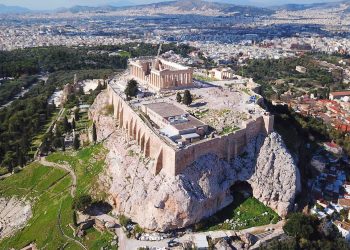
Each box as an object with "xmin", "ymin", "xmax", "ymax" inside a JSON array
[
  {"xmin": 91, "ymin": 90, "xmax": 301, "ymax": 231},
  {"xmin": 0, "ymin": 197, "xmax": 32, "ymax": 239}
]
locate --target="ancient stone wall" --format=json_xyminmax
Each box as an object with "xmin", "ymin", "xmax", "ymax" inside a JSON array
[
  {"xmin": 174, "ymin": 119, "xmax": 265, "ymax": 175},
  {"xmin": 106, "ymin": 85, "xmax": 273, "ymax": 176}
]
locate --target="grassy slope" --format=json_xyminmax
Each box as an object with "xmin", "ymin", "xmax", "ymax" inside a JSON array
[
  {"xmin": 46, "ymin": 144, "xmax": 108, "ymax": 199},
  {"xmin": 197, "ymin": 192, "xmax": 279, "ymax": 232},
  {"xmin": 0, "ymin": 144, "xmax": 114, "ymax": 249},
  {"xmin": 0, "ymin": 163, "xmax": 73, "ymax": 249}
]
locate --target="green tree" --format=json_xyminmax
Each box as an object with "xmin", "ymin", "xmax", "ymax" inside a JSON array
[
  {"xmin": 63, "ymin": 116, "xmax": 71, "ymax": 133},
  {"xmin": 2, "ymin": 151, "xmax": 15, "ymax": 172},
  {"xmin": 61, "ymin": 137, "xmax": 65, "ymax": 152},
  {"xmin": 283, "ymin": 213, "xmax": 317, "ymax": 240},
  {"xmin": 74, "ymin": 108, "xmax": 80, "ymax": 121},
  {"xmin": 176, "ymin": 92, "xmax": 182, "ymax": 103},
  {"xmin": 18, "ymin": 150, "xmax": 26, "ymax": 168},
  {"xmin": 124, "ymin": 79, "xmax": 139, "ymax": 98},
  {"xmin": 52, "ymin": 137, "xmax": 62, "ymax": 149},
  {"xmin": 119, "ymin": 214, "xmax": 131, "ymax": 228},
  {"xmin": 72, "ymin": 194, "xmax": 92, "ymax": 212},
  {"xmin": 73, "ymin": 135, "xmax": 80, "ymax": 150},
  {"xmin": 71, "ymin": 118, "xmax": 76, "ymax": 130},
  {"xmin": 40, "ymin": 138, "xmax": 50, "ymax": 156},
  {"xmin": 92, "ymin": 122, "xmax": 97, "ymax": 143},
  {"xmin": 182, "ymin": 90, "xmax": 192, "ymax": 106}
]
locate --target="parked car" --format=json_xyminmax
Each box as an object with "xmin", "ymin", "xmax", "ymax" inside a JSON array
[{"xmin": 167, "ymin": 240, "xmax": 180, "ymax": 247}]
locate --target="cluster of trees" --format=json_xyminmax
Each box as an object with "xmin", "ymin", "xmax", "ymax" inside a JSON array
[
  {"xmin": 242, "ymin": 56, "xmax": 342, "ymax": 99},
  {"xmin": 0, "ymin": 75, "xmax": 39, "ymax": 105},
  {"xmin": 0, "ymin": 42, "xmax": 194, "ymax": 82},
  {"xmin": 72, "ymin": 194, "xmax": 92, "ymax": 212},
  {"xmin": 0, "ymin": 80, "xmax": 57, "ymax": 172},
  {"xmin": 176, "ymin": 90, "xmax": 193, "ymax": 106},
  {"xmin": 40, "ymin": 113, "xmax": 80, "ymax": 155},
  {"xmin": 0, "ymin": 46, "xmax": 129, "ymax": 78},
  {"xmin": 261, "ymin": 213, "xmax": 349, "ymax": 249},
  {"xmin": 270, "ymin": 101, "xmax": 350, "ymax": 160},
  {"xmin": 0, "ymin": 47, "xmax": 128, "ymax": 174}
]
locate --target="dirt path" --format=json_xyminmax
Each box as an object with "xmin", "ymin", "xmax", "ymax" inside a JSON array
[
  {"xmin": 39, "ymin": 157, "xmax": 76, "ymax": 197},
  {"xmin": 57, "ymin": 202, "xmax": 87, "ymax": 250},
  {"xmin": 40, "ymin": 158, "xmax": 86, "ymax": 249}
]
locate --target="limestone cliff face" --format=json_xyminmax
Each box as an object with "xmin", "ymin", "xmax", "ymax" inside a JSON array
[{"xmin": 90, "ymin": 90, "xmax": 301, "ymax": 231}]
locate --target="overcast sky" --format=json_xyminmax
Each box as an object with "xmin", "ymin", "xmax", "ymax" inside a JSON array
[{"xmin": 0, "ymin": 0, "xmax": 344, "ymax": 10}]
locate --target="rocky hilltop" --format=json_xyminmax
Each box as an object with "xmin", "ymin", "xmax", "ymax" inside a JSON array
[
  {"xmin": 0, "ymin": 197, "xmax": 32, "ymax": 240},
  {"xmin": 90, "ymin": 90, "xmax": 301, "ymax": 231}
]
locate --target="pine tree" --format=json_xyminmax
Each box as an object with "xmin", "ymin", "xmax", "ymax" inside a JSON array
[
  {"xmin": 72, "ymin": 118, "xmax": 76, "ymax": 130},
  {"xmin": 18, "ymin": 150, "xmax": 25, "ymax": 168},
  {"xmin": 92, "ymin": 123, "xmax": 97, "ymax": 143},
  {"xmin": 124, "ymin": 79, "xmax": 139, "ymax": 98},
  {"xmin": 176, "ymin": 92, "xmax": 182, "ymax": 103},
  {"xmin": 73, "ymin": 135, "xmax": 80, "ymax": 150},
  {"xmin": 61, "ymin": 138, "xmax": 65, "ymax": 152},
  {"xmin": 182, "ymin": 90, "xmax": 193, "ymax": 106},
  {"xmin": 63, "ymin": 116, "xmax": 71, "ymax": 133},
  {"xmin": 74, "ymin": 108, "xmax": 80, "ymax": 121},
  {"xmin": 41, "ymin": 138, "xmax": 50, "ymax": 155}
]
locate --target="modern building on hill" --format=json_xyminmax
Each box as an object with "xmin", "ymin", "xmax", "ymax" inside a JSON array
[
  {"xmin": 142, "ymin": 102, "xmax": 208, "ymax": 145},
  {"xmin": 329, "ymin": 91, "xmax": 350, "ymax": 101},
  {"xmin": 296, "ymin": 66, "xmax": 307, "ymax": 74}
]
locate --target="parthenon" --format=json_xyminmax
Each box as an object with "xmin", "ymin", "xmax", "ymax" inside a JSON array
[{"xmin": 129, "ymin": 57, "xmax": 193, "ymax": 91}]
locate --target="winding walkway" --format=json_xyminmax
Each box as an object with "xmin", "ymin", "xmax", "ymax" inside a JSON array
[
  {"xmin": 58, "ymin": 202, "xmax": 87, "ymax": 250},
  {"xmin": 40, "ymin": 158, "xmax": 86, "ymax": 249},
  {"xmin": 39, "ymin": 157, "xmax": 76, "ymax": 197}
]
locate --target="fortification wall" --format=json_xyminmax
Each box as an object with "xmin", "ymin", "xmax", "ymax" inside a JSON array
[
  {"xmin": 174, "ymin": 118, "xmax": 265, "ymax": 175},
  {"xmin": 106, "ymin": 85, "xmax": 274, "ymax": 176},
  {"xmin": 107, "ymin": 85, "xmax": 177, "ymax": 176}
]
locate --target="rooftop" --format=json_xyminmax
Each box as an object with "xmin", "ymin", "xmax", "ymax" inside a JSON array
[
  {"xmin": 144, "ymin": 102, "xmax": 187, "ymax": 118},
  {"xmin": 330, "ymin": 91, "xmax": 350, "ymax": 97},
  {"xmin": 335, "ymin": 220, "xmax": 350, "ymax": 231}
]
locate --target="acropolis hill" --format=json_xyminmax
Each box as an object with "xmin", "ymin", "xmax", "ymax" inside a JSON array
[
  {"xmin": 106, "ymin": 57, "xmax": 274, "ymax": 176},
  {"xmin": 90, "ymin": 56, "xmax": 300, "ymax": 231}
]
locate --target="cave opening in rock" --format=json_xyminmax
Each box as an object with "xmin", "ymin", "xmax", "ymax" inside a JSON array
[
  {"xmin": 193, "ymin": 181, "xmax": 257, "ymax": 232},
  {"xmin": 192, "ymin": 180, "xmax": 279, "ymax": 232},
  {"xmin": 230, "ymin": 181, "xmax": 253, "ymax": 198}
]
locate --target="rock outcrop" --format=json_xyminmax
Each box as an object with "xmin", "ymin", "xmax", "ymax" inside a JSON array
[
  {"xmin": 0, "ymin": 197, "xmax": 32, "ymax": 239},
  {"xmin": 90, "ymin": 90, "xmax": 301, "ymax": 231}
]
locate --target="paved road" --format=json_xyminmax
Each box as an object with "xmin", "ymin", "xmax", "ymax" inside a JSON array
[
  {"xmin": 0, "ymin": 74, "xmax": 48, "ymax": 110},
  {"xmin": 116, "ymin": 220, "xmax": 285, "ymax": 250},
  {"xmin": 0, "ymin": 172, "xmax": 12, "ymax": 180},
  {"xmin": 39, "ymin": 157, "xmax": 76, "ymax": 197}
]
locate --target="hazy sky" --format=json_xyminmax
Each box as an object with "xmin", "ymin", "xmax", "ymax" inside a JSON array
[{"xmin": 0, "ymin": 0, "xmax": 343, "ymax": 10}]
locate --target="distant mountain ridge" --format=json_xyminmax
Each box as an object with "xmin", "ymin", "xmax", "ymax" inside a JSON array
[
  {"xmin": 0, "ymin": 4, "xmax": 30, "ymax": 14},
  {"xmin": 1, "ymin": 0, "xmax": 349, "ymax": 16},
  {"xmin": 61, "ymin": 0, "xmax": 273, "ymax": 16},
  {"xmin": 271, "ymin": 0, "xmax": 349, "ymax": 11}
]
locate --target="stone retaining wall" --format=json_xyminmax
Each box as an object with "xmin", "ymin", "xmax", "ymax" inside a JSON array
[{"xmin": 106, "ymin": 85, "xmax": 274, "ymax": 176}]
